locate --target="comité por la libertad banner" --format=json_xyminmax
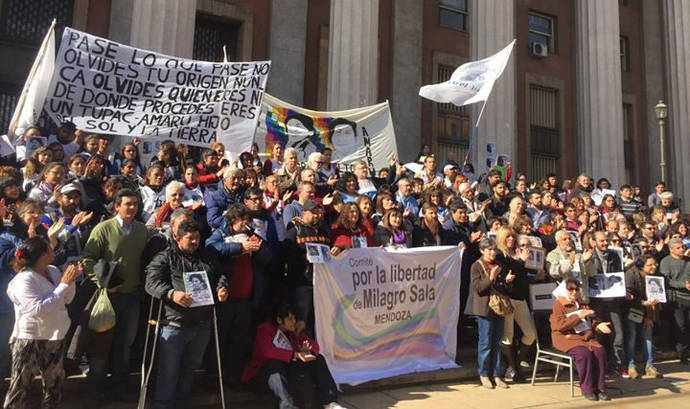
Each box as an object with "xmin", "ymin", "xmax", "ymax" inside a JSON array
[
  {"xmin": 44, "ymin": 27, "xmax": 270, "ymax": 150},
  {"xmin": 313, "ymin": 246, "xmax": 462, "ymax": 385}
]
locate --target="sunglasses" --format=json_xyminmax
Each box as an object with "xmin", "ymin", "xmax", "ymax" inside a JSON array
[{"xmin": 566, "ymin": 286, "xmax": 579, "ymax": 291}]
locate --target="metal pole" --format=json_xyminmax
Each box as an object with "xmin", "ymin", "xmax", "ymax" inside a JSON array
[{"xmin": 659, "ymin": 118, "xmax": 666, "ymax": 183}]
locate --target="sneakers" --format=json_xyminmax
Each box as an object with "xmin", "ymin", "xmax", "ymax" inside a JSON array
[
  {"xmin": 628, "ymin": 365, "xmax": 639, "ymax": 379},
  {"xmin": 480, "ymin": 376, "xmax": 494, "ymax": 389},
  {"xmin": 583, "ymin": 393, "xmax": 598, "ymax": 401},
  {"xmin": 324, "ymin": 403, "xmax": 347, "ymax": 409},
  {"xmin": 645, "ymin": 365, "xmax": 662, "ymax": 378},
  {"xmin": 618, "ymin": 369, "xmax": 630, "ymax": 379},
  {"xmin": 597, "ymin": 391, "xmax": 611, "ymax": 401},
  {"xmin": 493, "ymin": 377, "xmax": 509, "ymax": 389}
]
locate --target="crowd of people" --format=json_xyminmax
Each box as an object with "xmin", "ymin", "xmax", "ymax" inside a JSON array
[{"xmin": 0, "ymin": 122, "xmax": 688, "ymax": 408}]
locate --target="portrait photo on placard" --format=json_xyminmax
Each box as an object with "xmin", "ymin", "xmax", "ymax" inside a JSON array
[{"xmin": 645, "ymin": 275, "xmax": 667, "ymax": 303}]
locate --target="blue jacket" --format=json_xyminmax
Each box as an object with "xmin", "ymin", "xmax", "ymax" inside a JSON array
[
  {"xmin": 205, "ymin": 220, "xmax": 244, "ymax": 259},
  {"xmin": 0, "ymin": 237, "xmax": 17, "ymax": 314},
  {"xmin": 204, "ymin": 181, "xmax": 243, "ymax": 229}
]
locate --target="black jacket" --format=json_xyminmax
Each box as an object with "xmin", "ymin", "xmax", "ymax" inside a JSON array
[
  {"xmin": 284, "ymin": 221, "xmax": 331, "ymax": 287},
  {"xmin": 374, "ymin": 224, "xmax": 412, "ymax": 248},
  {"xmin": 145, "ymin": 243, "xmax": 226, "ymax": 327}
]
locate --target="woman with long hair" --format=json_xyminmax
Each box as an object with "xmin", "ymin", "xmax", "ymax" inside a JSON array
[
  {"xmin": 66, "ymin": 154, "xmax": 86, "ymax": 179},
  {"xmin": 331, "ymin": 202, "xmax": 374, "ymax": 249},
  {"xmin": 4, "ymin": 237, "xmax": 82, "ymax": 409},
  {"xmin": 22, "ymin": 147, "xmax": 52, "ymax": 192},
  {"xmin": 372, "ymin": 192, "xmax": 396, "ymax": 225},
  {"xmin": 495, "ymin": 226, "xmax": 538, "ymax": 383},
  {"xmin": 27, "ymin": 162, "xmax": 66, "ymax": 205},
  {"xmin": 114, "ymin": 143, "xmax": 144, "ymax": 176},
  {"xmin": 356, "ymin": 195, "xmax": 375, "ymax": 239},
  {"xmin": 374, "ymin": 208, "xmax": 412, "ymax": 248},
  {"xmin": 263, "ymin": 142, "xmax": 284, "ymax": 176},
  {"xmin": 333, "ymin": 172, "xmax": 359, "ymax": 204},
  {"xmin": 79, "ymin": 154, "xmax": 107, "ymax": 204}
]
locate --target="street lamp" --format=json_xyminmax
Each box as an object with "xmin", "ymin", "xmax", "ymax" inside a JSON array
[{"xmin": 654, "ymin": 100, "xmax": 668, "ymax": 183}]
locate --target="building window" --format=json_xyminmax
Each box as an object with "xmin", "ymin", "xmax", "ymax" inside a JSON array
[
  {"xmin": 529, "ymin": 85, "xmax": 559, "ymax": 180},
  {"xmin": 0, "ymin": 0, "xmax": 73, "ymax": 45},
  {"xmin": 193, "ymin": 14, "xmax": 240, "ymax": 62},
  {"xmin": 436, "ymin": 64, "xmax": 470, "ymax": 163},
  {"xmin": 620, "ymin": 36, "xmax": 630, "ymax": 72},
  {"xmin": 528, "ymin": 12, "xmax": 555, "ymax": 53},
  {"xmin": 622, "ymin": 103, "xmax": 634, "ymax": 170},
  {"xmin": 0, "ymin": 83, "xmax": 20, "ymax": 137},
  {"xmin": 439, "ymin": 0, "xmax": 468, "ymax": 32}
]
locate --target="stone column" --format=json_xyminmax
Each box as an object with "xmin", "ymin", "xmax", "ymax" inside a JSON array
[
  {"xmin": 327, "ymin": 0, "xmax": 379, "ymax": 110},
  {"xmin": 470, "ymin": 0, "xmax": 516, "ymax": 174},
  {"xmin": 574, "ymin": 0, "xmax": 625, "ymax": 186},
  {"xmin": 109, "ymin": 0, "xmax": 196, "ymax": 58},
  {"xmin": 267, "ymin": 0, "xmax": 308, "ymax": 105},
  {"xmin": 642, "ymin": 0, "xmax": 664, "ymax": 186},
  {"xmin": 661, "ymin": 0, "xmax": 690, "ymax": 207},
  {"xmin": 391, "ymin": 0, "xmax": 423, "ymax": 162}
]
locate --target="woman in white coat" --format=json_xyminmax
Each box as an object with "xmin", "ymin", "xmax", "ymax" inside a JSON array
[{"xmin": 3, "ymin": 237, "xmax": 82, "ymax": 409}]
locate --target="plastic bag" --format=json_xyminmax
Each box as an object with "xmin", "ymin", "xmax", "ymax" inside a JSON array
[{"xmin": 88, "ymin": 288, "xmax": 116, "ymax": 333}]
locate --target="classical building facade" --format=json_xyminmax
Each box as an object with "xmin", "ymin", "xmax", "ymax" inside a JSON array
[{"xmin": 0, "ymin": 0, "xmax": 688, "ymax": 205}]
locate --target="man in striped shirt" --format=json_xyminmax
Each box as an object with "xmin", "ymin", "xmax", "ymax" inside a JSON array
[{"xmin": 619, "ymin": 185, "xmax": 642, "ymax": 220}]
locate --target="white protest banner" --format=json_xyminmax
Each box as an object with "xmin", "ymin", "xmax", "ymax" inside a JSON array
[
  {"xmin": 255, "ymin": 93, "xmax": 398, "ymax": 172},
  {"xmin": 419, "ymin": 39, "xmax": 515, "ymax": 107},
  {"xmin": 8, "ymin": 20, "xmax": 56, "ymax": 140},
  {"xmin": 314, "ymin": 246, "xmax": 462, "ymax": 385},
  {"xmin": 44, "ymin": 27, "xmax": 270, "ymax": 150}
]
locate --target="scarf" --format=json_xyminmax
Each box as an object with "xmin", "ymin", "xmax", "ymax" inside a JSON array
[{"xmin": 155, "ymin": 202, "xmax": 173, "ymax": 228}]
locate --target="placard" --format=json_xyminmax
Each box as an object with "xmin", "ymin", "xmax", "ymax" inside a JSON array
[
  {"xmin": 183, "ymin": 271, "xmax": 214, "ymax": 307},
  {"xmin": 588, "ymin": 272, "xmax": 626, "ymax": 298},
  {"xmin": 525, "ymin": 246, "xmax": 545, "ymax": 271},
  {"xmin": 645, "ymin": 275, "xmax": 667, "ymax": 303},
  {"xmin": 26, "ymin": 135, "xmax": 47, "ymax": 157},
  {"xmin": 306, "ymin": 243, "xmax": 331, "ymax": 264},
  {"xmin": 529, "ymin": 282, "xmax": 558, "ymax": 311}
]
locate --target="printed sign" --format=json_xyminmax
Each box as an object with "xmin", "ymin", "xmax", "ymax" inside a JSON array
[
  {"xmin": 645, "ymin": 275, "xmax": 666, "ymax": 303},
  {"xmin": 44, "ymin": 27, "xmax": 270, "ymax": 150},
  {"xmin": 588, "ymin": 272, "xmax": 626, "ymax": 298},
  {"xmin": 314, "ymin": 246, "xmax": 462, "ymax": 385}
]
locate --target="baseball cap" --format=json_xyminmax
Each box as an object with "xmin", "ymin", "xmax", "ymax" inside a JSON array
[{"xmin": 302, "ymin": 200, "xmax": 322, "ymax": 212}]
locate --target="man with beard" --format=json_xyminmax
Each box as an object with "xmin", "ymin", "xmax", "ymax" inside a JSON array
[{"xmin": 284, "ymin": 200, "xmax": 330, "ymax": 335}]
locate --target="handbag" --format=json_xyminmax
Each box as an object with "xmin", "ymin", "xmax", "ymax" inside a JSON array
[
  {"xmin": 627, "ymin": 307, "xmax": 644, "ymax": 324},
  {"xmin": 479, "ymin": 261, "xmax": 514, "ymax": 317}
]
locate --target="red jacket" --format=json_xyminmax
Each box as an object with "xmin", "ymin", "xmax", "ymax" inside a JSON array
[
  {"xmin": 241, "ymin": 322, "xmax": 320, "ymax": 382},
  {"xmin": 196, "ymin": 162, "xmax": 219, "ymax": 185},
  {"xmin": 331, "ymin": 225, "xmax": 375, "ymax": 249}
]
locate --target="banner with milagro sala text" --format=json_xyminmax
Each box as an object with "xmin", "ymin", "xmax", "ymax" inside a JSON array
[
  {"xmin": 255, "ymin": 93, "xmax": 398, "ymax": 172},
  {"xmin": 44, "ymin": 27, "xmax": 270, "ymax": 150},
  {"xmin": 314, "ymin": 246, "xmax": 462, "ymax": 385}
]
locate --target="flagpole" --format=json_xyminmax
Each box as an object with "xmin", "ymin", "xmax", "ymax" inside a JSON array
[
  {"xmin": 463, "ymin": 98, "xmax": 489, "ymax": 168},
  {"xmin": 8, "ymin": 18, "xmax": 56, "ymax": 139}
]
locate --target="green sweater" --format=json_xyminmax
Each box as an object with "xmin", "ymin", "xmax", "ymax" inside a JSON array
[{"xmin": 83, "ymin": 217, "xmax": 147, "ymax": 293}]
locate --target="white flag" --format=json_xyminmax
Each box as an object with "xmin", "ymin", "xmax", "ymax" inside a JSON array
[
  {"xmin": 8, "ymin": 21, "xmax": 56, "ymax": 140},
  {"xmin": 419, "ymin": 39, "xmax": 515, "ymax": 106}
]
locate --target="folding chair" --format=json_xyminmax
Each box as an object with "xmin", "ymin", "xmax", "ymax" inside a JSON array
[{"xmin": 528, "ymin": 309, "xmax": 575, "ymax": 397}]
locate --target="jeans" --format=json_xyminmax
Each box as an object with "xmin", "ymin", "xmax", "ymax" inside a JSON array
[
  {"xmin": 624, "ymin": 319, "xmax": 653, "ymax": 367},
  {"xmin": 151, "ymin": 322, "xmax": 211, "ymax": 409},
  {"xmin": 476, "ymin": 314, "xmax": 504, "ymax": 377},
  {"xmin": 87, "ymin": 291, "xmax": 141, "ymax": 394},
  {"xmin": 590, "ymin": 299, "xmax": 625, "ymax": 370},
  {"xmin": 0, "ymin": 311, "xmax": 14, "ymax": 378}
]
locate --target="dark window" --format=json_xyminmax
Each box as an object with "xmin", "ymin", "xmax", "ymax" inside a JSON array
[
  {"xmin": 620, "ymin": 36, "xmax": 630, "ymax": 72},
  {"xmin": 439, "ymin": 0, "xmax": 468, "ymax": 32},
  {"xmin": 528, "ymin": 12, "xmax": 555, "ymax": 53},
  {"xmin": 529, "ymin": 85, "xmax": 560, "ymax": 179},
  {"xmin": 193, "ymin": 15, "xmax": 240, "ymax": 62},
  {"xmin": 623, "ymin": 103, "xmax": 634, "ymax": 170},
  {"xmin": 0, "ymin": 0, "xmax": 73, "ymax": 45},
  {"xmin": 436, "ymin": 64, "xmax": 470, "ymax": 145},
  {"xmin": 0, "ymin": 83, "xmax": 20, "ymax": 136}
]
